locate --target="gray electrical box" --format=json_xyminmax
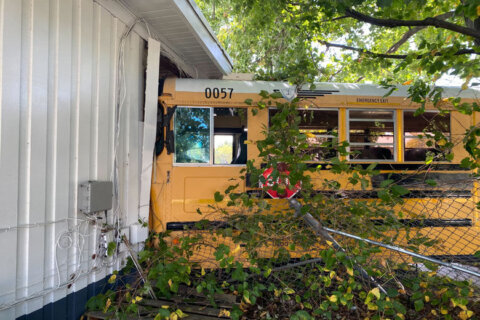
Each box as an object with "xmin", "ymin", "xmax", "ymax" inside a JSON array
[{"xmin": 78, "ymin": 181, "xmax": 113, "ymax": 214}]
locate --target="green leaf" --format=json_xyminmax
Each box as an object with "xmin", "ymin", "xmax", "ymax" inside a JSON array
[
  {"xmin": 392, "ymin": 300, "xmax": 406, "ymax": 314},
  {"xmin": 230, "ymin": 306, "xmax": 243, "ymax": 320},
  {"xmin": 214, "ymin": 191, "xmax": 224, "ymax": 202},
  {"xmin": 412, "ymin": 291, "xmax": 423, "ymax": 300},
  {"xmin": 380, "ymin": 179, "xmax": 394, "ymax": 188},
  {"xmin": 232, "ymin": 265, "xmax": 247, "ymax": 281},
  {"xmin": 414, "ymin": 107, "xmax": 425, "ymax": 117},
  {"xmin": 377, "ymin": 189, "xmax": 390, "ymax": 202},
  {"xmin": 414, "ymin": 299, "xmax": 424, "ymax": 311},
  {"xmin": 460, "ymin": 157, "xmax": 473, "ymax": 168},
  {"xmin": 156, "ymin": 308, "xmax": 171, "ymax": 319},
  {"xmin": 291, "ymin": 310, "xmax": 314, "ymax": 320},
  {"xmin": 382, "ymin": 86, "xmax": 397, "ymax": 97},
  {"xmin": 244, "ymin": 98, "xmax": 253, "ymax": 105},
  {"xmin": 107, "ymin": 241, "xmax": 116, "ymax": 257},
  {"xmin": 214, "ymin": 244, "xmax": 230, "ymax": 261},
  {"xmin": 391, "ymin": 185, "xmax": 409, "ymax": 196},
  {"xmin": 259, "ymin": 90, "xmax": 269, "ymax": 98}
]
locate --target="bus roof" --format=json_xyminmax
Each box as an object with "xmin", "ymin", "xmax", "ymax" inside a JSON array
[{"xmin": 167, "ymin": 78, "xmax": 480, "ymax": 99}]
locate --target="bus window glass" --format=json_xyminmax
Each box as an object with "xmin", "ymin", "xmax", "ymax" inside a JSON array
[
  {"xmin": 214, "ymin": 108, "xmax": 247, "ymax": 165},
  {"xmin": 404, "ymin": 111, "xmax": 451, "ymax": 161},
  {"xmin": 214, "ymin": 135, "xmax": 234, "ymax": 164},
  {"xmin": 349, "ymin": 110, "xmax": 395, "ymax": 160},
  {"xmin": 174, "ymin": 107, "xmax": 211, "ymax": 163},
  {"xmin": 269, "ymin": 109, "xmax": 338, "ymax": 161}
]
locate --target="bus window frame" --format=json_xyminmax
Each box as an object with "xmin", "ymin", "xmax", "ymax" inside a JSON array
[
  {"xmin": 268, "ymin": 107, "xmax": 340, "ymax": 161},
  {"xmin": 402, "ymin": 109, "xmax": 451, "ymax": 163},
  {"xmin": 173, "ymin": 105, "xmax": 247, "ymax": 167},
  {"xmin": 347, "ymin": 108, "xmax": 397, "ymax": 162}
]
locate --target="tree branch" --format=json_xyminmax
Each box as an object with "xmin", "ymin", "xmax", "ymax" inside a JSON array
[
  {"xmin": 319, "ymin": 40, "xmax": 479, "ymax": 59},
  {"xmin": 320, "ymin": 41, "xmax": 406, "ymax": 58},
  {"xmin": 387, "ymin": 26, "xmax": 425, "ymax": 53},
  {"xmin": 387, "ymin": 12, "xmax": 455, "ymax": 53},
  {"xmin": 320, "ymin": 15, "xmax": 349, "ymax": 23},
  {"xmin": 344, "ymin": 8, "xmax": 480, "ymax": 40}
]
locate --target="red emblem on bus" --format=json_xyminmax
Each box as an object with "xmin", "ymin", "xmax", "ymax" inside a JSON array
[{"xmin": 260, "ymin": 165, "xmax": 301, "ymax": 199}]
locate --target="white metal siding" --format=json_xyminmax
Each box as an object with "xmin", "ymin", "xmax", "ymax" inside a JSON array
[{"xmin": 0, "ymin": 0, "xmax": 146, "ymax": 318}]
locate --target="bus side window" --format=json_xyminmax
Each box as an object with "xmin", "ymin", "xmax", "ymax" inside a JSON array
[
  {"xmin": 348, "ymin": 110, "xmax": 395, "ymax": 161},
  {"xmin": 174, "ymin": 107, "xmax": 211, "ymax": 164},
  {"xmin": 214, "ymin": 108, "xmax": 248, "ymax": 165},
  {"xmin": 404, "ymin": 111, "xmax": 450, "ymax": 162},
  {"xmin": 268, "ymin": 108, "xmax": 338, "ymax": 161},
  {"xmin": 173, "ymin": 107, "xmax": 247, "ymax": 165}
]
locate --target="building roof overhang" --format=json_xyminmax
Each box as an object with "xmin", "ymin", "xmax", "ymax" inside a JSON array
[{"xmin": 100, "ymin": 0, "xmax": 233, "ymax": 79}]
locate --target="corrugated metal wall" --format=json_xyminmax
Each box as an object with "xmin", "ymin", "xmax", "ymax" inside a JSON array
[{"xmin": 0, "ymin": 0, "xmax": 146, "ymax": 318}]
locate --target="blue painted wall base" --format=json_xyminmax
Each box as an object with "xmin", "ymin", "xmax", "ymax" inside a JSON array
[{"xmin": 16, "ymin": 276, "xmax": 109, "ymax": 320}]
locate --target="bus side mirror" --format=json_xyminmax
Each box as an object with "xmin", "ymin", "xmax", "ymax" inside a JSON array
[
  {"xmin": 155, "ymin": 103, "xmax": 164, "ymax": 156},
  {"xmin": 156, "ymin": 105, "xmax": 177, "ymax": 156},
  {"xmin": 166, "ymin": 130, "xmax": 174, "ymax": 154}
]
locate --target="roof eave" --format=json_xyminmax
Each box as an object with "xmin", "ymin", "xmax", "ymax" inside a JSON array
[{"xmin": 172, "ymin": 0, "xmax": 233, "ymax": 76}]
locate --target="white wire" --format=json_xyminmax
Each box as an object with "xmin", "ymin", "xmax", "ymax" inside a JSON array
[
  {"xmin": 141, "ymin": 18, "xmax": 153, "ymax": 39},
  {"xmin": 0, "ymin": 218, "xmax": 113, "ymax": 311},
  {"xmin": 54, "ymin": 219, "xmax": 95, "ymax": 288},
  {"xmin": 109, "ymin": 18, "xmax": 142, "ymax": 271},
  {"xmin": 112, "ymin": 19, "xmax": 138, "ymax": 198},
  {"xmin": 0, "ymin": 216, "xmax": 98, "ymax": 234}
]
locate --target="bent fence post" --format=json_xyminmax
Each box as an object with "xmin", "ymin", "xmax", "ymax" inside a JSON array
[{"xmin": 289, "ymin": 199, "xmax": 388, "ymax": 294}]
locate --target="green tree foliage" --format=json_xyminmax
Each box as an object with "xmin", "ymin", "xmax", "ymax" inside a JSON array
[
  {"xmin": 215, "ymin": 140, "xmax": 233, "ymax": 164},
  {"xmin": 199, "ymin": 0, "xmax": 480, "ymax": 172},
  {"xmin": 198, "ymin": 0, "xmax": 480, "ymax": 86}
]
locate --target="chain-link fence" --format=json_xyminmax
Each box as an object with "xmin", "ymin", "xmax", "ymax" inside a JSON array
[{"xmin": 153, "ymin": 164, "xmax": 480, "ymax": 317}]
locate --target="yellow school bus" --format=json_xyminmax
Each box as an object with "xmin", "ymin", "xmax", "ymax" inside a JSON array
[{"xmin": 151, "ymin": 78, "xmax": 480, "ymax": 262}]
